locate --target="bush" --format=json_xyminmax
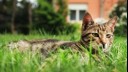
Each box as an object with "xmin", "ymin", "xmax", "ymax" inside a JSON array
[
  {"xmin": 33, "ymin": 23, "xmax": 80, "ymax": 35},
  {"xmin": 32, "ymin": 0, "xmax": 78, "ymax": 34},
  {"xmin": 109, "ymin": 0, "xmax": 127, "ymax": 36},
  {"xmin": 114, "ymin": 24, "xmax": 127, "ymax": 36},
  {"xmin": 57, "ymin": 23, "xmax": 80, "ymax": 34}
]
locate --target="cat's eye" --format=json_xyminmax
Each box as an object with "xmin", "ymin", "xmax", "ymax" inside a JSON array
[
  {"xmin": 106, "ymin": 34, "xmax": 112, "ymax": 38},
  {"xmin": 92, "ymin": 33, "xmax": 99, "ymax": 37}
]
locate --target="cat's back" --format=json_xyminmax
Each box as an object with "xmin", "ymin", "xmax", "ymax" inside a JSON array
[{"xmin": 8, "ymin": 39, "xmax": 73, "ymax": 52}]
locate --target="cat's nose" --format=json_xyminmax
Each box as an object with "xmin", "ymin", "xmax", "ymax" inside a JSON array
[
  {"xmin": 100, "ymin": 40, "xmax": 107, "ymax": 49},
  {"xmin": 102, "ymin": 44, "xmax": 106, "ymax": 49},
  {"xmin": 100, "ymin": 38, "xmax": 106, "ymax": 46},
  {"xmin": 102, "ymin": 43, "xmax": 107, "ymax": 49},
  {"xmin": 99, "ymin": 43, "xmax": 107, "ymax": 49}
]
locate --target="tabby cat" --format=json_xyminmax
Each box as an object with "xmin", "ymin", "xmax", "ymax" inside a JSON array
[{"xmin": 8, "ymin": 12, "xmax": 118, "ymax": 56}]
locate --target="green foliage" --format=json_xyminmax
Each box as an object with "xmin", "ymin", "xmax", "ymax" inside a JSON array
[
  {"xmin": 57, "ymin": 23, "xmax": 80, "ymax": 34},
  {"xmin": 33, "ymin": 0, "xmax": 77, "ymax": 34},
  {"xmin": 109, "ymin": 0, "xmax": 127, "ymax": 36},
  {"xmin": 114, "ymin": 24, "xmax": 127, "ymax": 36},
  {"xmin": 109, "ymin": 0, "xmax": 127, "ymax": 18},
  {"xmin": 57, "ymin": 0, "xmax": 68, "ymax": 18},
  {"xmin": 0, "ymin": 0, "xmax": 78, "ymax": 35},
  {"xmin": 0, "ymin": 0, "xmax": 30, "ymax": 34}
]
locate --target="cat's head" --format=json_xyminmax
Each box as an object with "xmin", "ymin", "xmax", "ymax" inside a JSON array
[{"xmin": 81, "ymin": 12, "xmax": 118, "ymax": 53}]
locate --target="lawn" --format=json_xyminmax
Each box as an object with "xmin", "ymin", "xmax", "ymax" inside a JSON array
[{"xmin": 0, "ymin": 33, "xmax": 127, "ymax": 72}]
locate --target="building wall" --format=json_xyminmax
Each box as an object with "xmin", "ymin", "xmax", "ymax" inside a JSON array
[
  {"xmin": 67, "ymin": 0, "xmax": 118, "ymax": 21},
  {"xmin": 103, "ymin": 0, "xmax": 118, "ymax": 19}
]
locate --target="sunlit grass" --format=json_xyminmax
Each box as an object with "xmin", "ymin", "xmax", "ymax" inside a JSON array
[{"xmin": 0, "ymin": 34, "xmax": 127, "ymax": 72}]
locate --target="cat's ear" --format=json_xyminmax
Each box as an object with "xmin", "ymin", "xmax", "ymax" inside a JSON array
[
  {"xmin": 106, "ymin": 16, "xmax": 118, "ymax": 31},
  {"xmin": 82, "ymin": 12, "xmax": 94, "ymax": 31}
]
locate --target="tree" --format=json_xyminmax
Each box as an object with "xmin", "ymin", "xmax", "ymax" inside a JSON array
[
  {"xmin": 27, "ymin": 2, "xmax": 32, "ymax": 33},
  {"xmin": 0, "ymin": 0, "xmax": 12, "ymax": 33},
  {"xmin": 0, "ymin": 0, "xmax": 76, "ymax": 34},
  {"xmin": 11, "ymin": 0, "xmax": 17, "ymax": 34},
  {"xmin": 57, "ymin": 0, "xmax": 68, "ymax": 19},
  {"xmin": 15, "ymin": 0, "xmax": 32, "ymax": 34}
]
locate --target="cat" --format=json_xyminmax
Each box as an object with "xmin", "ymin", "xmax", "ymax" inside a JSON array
[{"xmin": 8, "ymin": 12, "xmax": 118, "ymax": 56}]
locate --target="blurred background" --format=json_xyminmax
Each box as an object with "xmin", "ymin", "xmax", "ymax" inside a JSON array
[{"xmin": 0, "ymin": 0, "xmax": 127, "ymax": 35}]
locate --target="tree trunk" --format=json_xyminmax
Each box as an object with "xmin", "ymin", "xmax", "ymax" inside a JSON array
[
  {"xmin": 28, "ymin": 2, "xmax": 32, "ymax": 33},
  {"xmin": 11, "ymin": 0, "xmax": 16, "ymax": 34}
]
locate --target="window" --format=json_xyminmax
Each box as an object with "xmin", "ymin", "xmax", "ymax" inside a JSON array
[
  {"xmin": 79, "ymin": 10, "xmax": 86, "ymax": 20},
  {"xmin": 69, "ymin": 10, "xmax": 86, "ymax": 21},
  {"xmin": 68, "ymin": 4, "xmax": 88, "ymax": 22},
  {"xmin": 70, "ymin": 10, "xmax": 76, "ymax": 20}
]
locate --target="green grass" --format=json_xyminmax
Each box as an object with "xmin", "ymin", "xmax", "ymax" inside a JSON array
[{"xmin": 0, "ymin": 33, "xmax": 127, "ymax": 72}]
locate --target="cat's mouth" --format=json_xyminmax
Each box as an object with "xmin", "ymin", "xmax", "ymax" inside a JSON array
[
  {"xmin": 80, "ymin": 42, "xmax": 110, "ymax": 54},
  {"xmin": 102, "ymin": 49, "xmax": 109, "ymax": 53},
  {"xmin": 90, "ymin": 47, "xmax": 109, "ymax": 54},
  {"xmin": 89, "ymin": 45, "xmax": 110, "ymax": 54},
  {"xmin": 96, "ymin": 43, "xmax": 110, "ymax": 53}
]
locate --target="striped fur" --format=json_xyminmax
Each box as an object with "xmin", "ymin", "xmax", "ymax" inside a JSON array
[{"xmin": 8, "ymin": 12, "xmax": 118, "ymax": 55}]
